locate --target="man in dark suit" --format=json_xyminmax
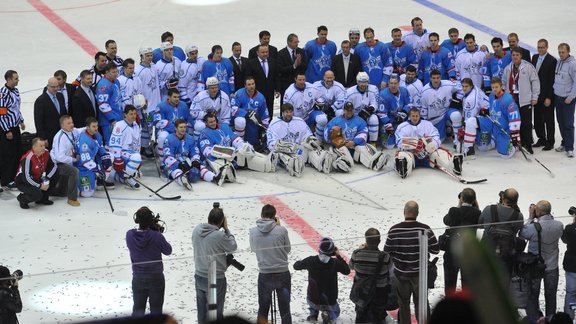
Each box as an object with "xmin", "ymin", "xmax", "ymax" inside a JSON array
[
  {"xmin": 71, "ymin": 70, "xmax": 98, "ymax": 128},
  {"xmin": 34, "ymin": 77, "xmax": 67, "ymax": 148},
  {"xmin": 53, "ymin": 70, "xmax": 76, "ymax": 113},
  {"xmin": 229, "ymin": 42, "xmax": 249, "ymax": 92},
  {"xmin": 245, "ymin": 45, "xmax": 278, "ymax": 119},
  {"xmin": 531, "ymin": 39, "xmax": 558, "ymax": 151},
  {"xmin": 248, "ymin": 30, "xmax": 278, "ymax": 60},
  {"xmin": 331, "ymin": 40, "xmax": 362, "ymax": 88},
  {"xmin": 277, "ymin": 33, "xmax": 308, "ymax": 104},
  {"xmin": 504, "ymin": 32, "xmax": 531, "ymax": 62}
]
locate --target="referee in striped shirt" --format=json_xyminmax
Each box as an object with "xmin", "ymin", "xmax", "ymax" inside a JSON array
[{"xmin": 0, "ymin": 70, "xmax": 26, "ymax": 189}]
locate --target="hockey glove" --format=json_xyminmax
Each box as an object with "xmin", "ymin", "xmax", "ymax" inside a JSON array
[
  {"xmin": 322, "ymin": 105, "xmax": 336, "ymax": 120},
  {"xmin": 510, "ymin": 131, "xmax": 521, "ymax": 147},
  {"xmin": 191, "ymin": 160, "xmax": 201, "ymax": 170},
  {"xmin": 166, "ymin": 77, "xmax": 179, "ymax": 89},
  {"xmin": 383, "ymin": 123, "xmax": 394, "ymax": 135},
  {"xmin": 394, "ymin": 111, "xmax": 407, "ymax": 124},
  {"xmin": 179, "ymin": 161, "xmax": 192, "ymax": 173},
  {"xmin": 101, "ymin": 153, "xmax": 112, "ymax": 170},
  {"xmin": 479, "ymin": 108, "xmax": 490, "ymax": 117},
  {"xmin": 329, "ymin": 126, "xmax": 347, "ymax": 148},
  {"xmin": 247, "ymin": 110, "xmax": 260, "ymax": 125},
  {"xmin": 113, "ymin": 158, "xmax": 125, "ymax": 174},
  {"xmin": 457, "ymin": 127, "xmax": 465, "ymax": 141},
  {"xmin": 358, "ymin": 106, "xmax": 375, "ymax": 121}
]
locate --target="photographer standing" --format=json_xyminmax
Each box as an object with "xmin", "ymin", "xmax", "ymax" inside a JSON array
[
  {"xmin": 562, "ymin": 207, "xmax": 576, "ymax": 318},
  {"xmin": 249, "ymin": 204, "xmax": 292, "ymax": 324},
  {"xmin": 0, "ymin": 265, "xmax": 23, "ymax": 324},
  {"xmin": 520, "ymin": 201, "xmax": 563, "ymax": 321},
  {"xmin": 192, "ymin": 203, "xmax": 238, "ymax": 323},
  {"xmin": 126, "ymin": 207, "xmax": 172, "ymax": 317}
]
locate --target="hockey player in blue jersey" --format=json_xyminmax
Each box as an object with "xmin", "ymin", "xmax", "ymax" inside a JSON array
[
  {"xmin": 154, "ymin": 89, "xmax": 190, "ymax": 159},
  {"xmin": 75, "ymin": 117, "xmax": 114, "ymax": 197},
  {"xmin": 441, "ymin": 28, "xmax": 466, "ymax": 58},
  {"xmin": 418, "ymin": 33, "xmax": 457, "ymax": 85},
  {"xmin": 482, "ymin": 37, "xmax": 512, "ymax": 94},
  {"xmin": 378, "ymin": 75, "xmax": 413, "ymax": 149},
  {"xmin": 394, "ymin": 107, "xmax": 463, "ymax": 178},
  {"xmin": 199, "ymin": 112, "xmax": 275, "ymax": 185},
  {"xmin": 107, "ymin": 105, "xmax": 142, "ymax": 189},
  {"xmin": 283, "ymin": 72, "xmax": 327, "ymax": 139},
  {"xmin": 96, "ymin": 62, "xmax": 123, "ymax": 145},
  {"xmin": 462, "ymin": 77, "xmax": 521, "ymax": 158},
  {"xmin": 304, "ymin": 25, "xmax": 337, "ymax": 83},
  {"xmin": 163, "ymin": 119, "xmax": 220, "ymax": 190},
  {"xmin": 385, "ymin": 28, "xmax": 418, "ymax": 75},
  {"xmin": 230, "ymin": 77, "xmax": 269, "ymax": 147},
  {"xmin": 344, "ymin": 72, "xmax": 380, "ymax": 144},
  {"xmin": 325, "ymin": 102, "xmax": 390, "ymax": 171},
  {"xmin": 190, "ymin": 77, "xmax": 232, "ymax": 138},
  {"xmin": 355, "ymin": 27, "xmax": 393, "ymax": 88},
  {"xmin": 199, "ymin": 45, "xmax": 235, "ymax": 96}
]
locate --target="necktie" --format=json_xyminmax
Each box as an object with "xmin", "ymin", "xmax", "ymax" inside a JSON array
[
  {"xmin": 291, "ymin": 50, "xmax": 296, "ymax": 63},
  {"xmin": 262, "ymin": 59, "xmax": 267, "ymax": 77},
  {"xmin": 87, "ymin": 89, "xmax": 96, "ymax": 112},
  {"xmin": 237, "ymin": 58, "xmax": 242, "ymax": 71},
  {"xmin": 536, "ymin": 55, "xmax": 544, "ymax": 72},
  {"xmin": 344, "ymin": 56, "xmax": 349, "ymax": 82},
  {"xmin": 52, "ymin": 94, "xmax": 60, "ymax": 114}
]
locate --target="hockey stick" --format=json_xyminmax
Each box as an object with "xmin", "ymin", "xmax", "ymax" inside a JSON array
[
  {"xmin": 124, "ymin": 172, "xmax": 181, "ymax": 200},
  {"xmin": 150, "ymin": 125, "xmax": 163, "ymax": 177},
  {"xmin": 155, "ymin": 159, "xmax": 196, "ymax": 193},
  {"xmin": 428, "ymin": 159, "xmax": 487, "ymax": 184},
  {"xmin": 97, "ymin": 170, "xmax": 128, "ymax": 215},
  {"xmin": 323, "ymin": 169, "xmax": 389, "ymax": 210}
]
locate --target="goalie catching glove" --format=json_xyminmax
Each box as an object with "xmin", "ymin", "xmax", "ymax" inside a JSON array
[
  {"xmin": 329, "ymin": 126, "xmax": 347, "ymax": 148},
  {"xmin": 358, "ymin": 106, "xmax": 375, "ymax": 121}
]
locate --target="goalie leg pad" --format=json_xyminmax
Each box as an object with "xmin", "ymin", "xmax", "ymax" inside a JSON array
[
  {"xmin": 277, "ymin": 152, "xmax": 304, "ymax": 177},
  {"xmin": 329, "ymin": 146, "xmax": 354, "ymax": 172},
  {"xmin": 354, "ymin": 144, "xmax": 390, "ymax": 171},
  {"xmin": 236, "ymin": 152, "xmax": 276, "ymax": 172},
  {"xmin": 207, "ymin": 159, "xmax": 229, "ymax": 186},
  {"xmin": 429, "ymin": 147, "xmax": 459, "ymax": 173},
  {"xmin": 394, "ymin": 151, "xmax": 415, "ymax": 178},
  {"xmin": 307, "ymin": 149, "xmax": 333, "ymax": 174}
]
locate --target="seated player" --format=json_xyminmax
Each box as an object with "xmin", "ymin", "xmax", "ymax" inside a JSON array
[
  {"xmin": 107, "ymin": 105, "xmax": 142, "ymax": 189},
  {"xmin": 325, "ymin": 102, "xmax": 390, "ymax": 172},
  {"xmin": 394, "ymin": 107, "xmax": 463, "ymax": 178},
  {"xmin": 312, "ymin": 70, "xmax": 346, "ymax": 120},
  {"xmin": 378, "ymin": 74, "xmax": 413, "ymax": 149},
  {"xmin": 230, "ymin": 77, "xmax": 270, "ymax": 148},
  {"xmin": 462, "ymin": 77, "xmax": 520, "ymax": 158},
  {"xmin": 190, "ymin": 77, "xmax": 232, "ymax": 138},
  {"xmin": 153, "ymin": 88, "xmax": 190, "ymax": 159},
  {"xmin": 283, "ymin": 72, "xmax": 327, "ymax": 140},
  {"xmin": 163, "ymin": 119, "xmax": 220, "ymax": 190},
  {"xmin": 455, "ymin": 77, "xmax": 489, "ymax": 152},
  {"xmin": 344, "ymin": 72, "xmax": 379, "ymax": 144}
]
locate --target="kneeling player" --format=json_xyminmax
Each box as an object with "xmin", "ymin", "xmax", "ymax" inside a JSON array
[
  {"xmin": 394, "ymin": 107, "xmax": 463, "ymax": 178},
  {"xmin": 75, "ymin": 117, "xmax": 114, "ymax": 197},
  {"xmin": 108, "ymin": 105, "xmax": 142, "ymax": 189},
  {"xmin": 199, "ymin": 112, "xmax": 275, "ymax": 186},
  {"xmin": 154, "ymin": 89, "xmax": 190, "ymax": 159},
  {"xmin": 325, "ymin": 102, "xmax": 390, "ymax": 172},
  {"xmin": 344, "ymin": 72, "xmax": 380, "ymax": 144},
  {"xmin": 163, "ymin": 119, "xmax": 219, "ymax": 190},
  {"xmin": 462, "ymin": 77, "xmax": 520, "ymax": 158},
  {"xmin": 230, "ymin": 77, "xmax": 269, "ymax": 148}
]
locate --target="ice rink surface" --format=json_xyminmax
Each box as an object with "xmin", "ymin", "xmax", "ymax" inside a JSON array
[{"xmin": 1, "ymin": 0, "xmax": 575, "ymax": 322}]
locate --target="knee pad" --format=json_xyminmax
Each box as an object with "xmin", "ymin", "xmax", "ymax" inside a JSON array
[
  {"xmin": 394, "ymin": 151, "xmax": 415, "ymax": 178},
  {"xmin": 236, "ymin": 152, "xmax": 276, "ymax": 172},
  {"xmin": 315, "ymin": 113, "xmax": 328, "ymax": 128},
  {"xmin": 157, "ymin": 131, "xmax": 169, "ymax": 149},
  {"xmin": 126, "ymin": 153, "xmax": 142, "ymax": 176},
  {"xmin": 450, "ymin": 110, "xmax": 462, "ymax": 128},
  {"xmin": 368, "ymin": 114, "xmax": 379, "ymax": 141},
  {"xmin": 233, "ymin": 117, "xmax": 246, "ymax": 136},
  {"xmin": 194, "ymin": 120, "xmax": 206, "ymax": 136}
]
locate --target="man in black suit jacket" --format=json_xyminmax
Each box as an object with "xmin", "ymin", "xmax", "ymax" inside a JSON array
[
  {"xmin": 229, "ymin": 42, "xmax": 249, "ymax": 92},
  {"xmin": 248, "ymin": 30, "xmax": 278, "ymax": 60},
  {"xmin": 531, "ymin": 39, "xmax": 558, "ymax": 150},
  {"xmin": 34, "ymin": 77, "xmax": 67, "ymax": 148},
  {"xmin": 71, "ymin": 69, "xmax": 98, "ymax": 128},
  {"xmin": 277, "ymin": 33, "xmax": 308, "ymax": 104},
  {"xmin": 245, "ymin": 45, "xmax": 278, "ymax": 118},
  {"xmin": 504, "ymin": 33, "xmax": 531, "ymax": 62},
  {"xmin": 331, "ymin": 40, "xmax": 362, "ymax": 88},
  {"xmin": 53, "ymin": 70, "xmax": 76, "ymax": 113}
]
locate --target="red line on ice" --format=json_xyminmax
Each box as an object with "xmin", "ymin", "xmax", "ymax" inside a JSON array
[{"xmin": 27, "ymin": 0, "xmax": 99, "ymax": 56}]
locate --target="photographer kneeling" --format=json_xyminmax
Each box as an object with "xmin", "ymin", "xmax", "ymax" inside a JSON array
[
  {"xmin": 126, "ymin": 207, "xmax": 172, "ymax": 317},
  {"xmin": 519, "ymin": 201, "xmax": 563, "ymax": 321},
  {"xmin": 0, "ymin": 265, "xmax": 23, "ymax": 324}
]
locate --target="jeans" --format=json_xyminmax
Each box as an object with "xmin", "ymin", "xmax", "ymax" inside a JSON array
[
  {"xmin": 555, "ymin": 95, "xmax": 575, "ymax": 151},
  {"xmin": 195, "ymin": 274, "xmax": 227, "ymax": 324},
  {"xmin": 307, "ymin": 298, "xmax": 340, "ymax": 321},
  {"xmin": 257, "ymin": 271, "xmax": 292, "ymax": 323},
  {"xmin": 564, "ymin": 271, "xmax": 576, "ymax": 319},
  {"xmin": 132, "ymin": 274, "xmax": 165, "ymax": 317},
  {"xmin": 526, "ymin": 268, "xmax": 559, "ymax": 320},
  {"xmin": 396, "ymin": 273, "xmax": 429, "ymax": 324}
]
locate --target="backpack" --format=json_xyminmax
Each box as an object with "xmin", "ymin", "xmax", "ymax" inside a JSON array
[
  {"xmin": 350, "ymin": 252, "xmax": 389, "ymax": 309},
  {"xmin": 485, "ymin": 205, "xmax": 521, "ymax": 257}
]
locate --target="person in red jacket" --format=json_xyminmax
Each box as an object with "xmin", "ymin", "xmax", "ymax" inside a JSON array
[{"xmin": 15, "ymin": 137, "xmax": 58, "ymax": 209}]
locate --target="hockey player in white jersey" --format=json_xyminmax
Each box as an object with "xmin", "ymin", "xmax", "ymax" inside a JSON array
[
  {"xmin": 154, "ymin": 42, "xmax": 182, "ymax": 101},
  {"xmin": 178, "ymin": 45, "xmax": 205, "ymax": 107},
  {"xmin": 402, "ymin": 17, "xmax": 431, "ymax": 59},
  {"xmin": 344, "ymin": 72, "xmax": 379, "ymax": 144},
  {"xmin": 420, "ymin": 70, "xmax": 464, "ymax": 146},
  {"xmin": 267, "ymin": 103, "xmax": 334, "ymax": 176},
  {"xmin": 190, "ymin": 77, "xmax": 232, "ymax": 138},
  {"xmin": 399, "ymin": 65, "xmax": 423, "ymax": 107},
  {"xmin": 117, "ymin": 58, "xmax": 144, "ymax": 109},
  {"xmin": 135, "ymin": 46, "xmax": 161, "ymax": 157},
  {"xmin": 394, "ymin": 107, "xmax": 463, "ymax": 178},
  {"xmin": 283, "ymin": 72, "xmax": 328, "ymax": 139},
  {"xmin": 455, "ymin": 34, "xmax": 488, "ymax": 88},
  {"xmin": 312, "ymin": 70, "xmax": 346, "ymax": 119},
  {"xmin": 107, "ymin": 105, "xmax": 142, "ymax": 189},
  {"xmin": 455, "ymin": 78, "xmax": 489, "ymax": 152}
]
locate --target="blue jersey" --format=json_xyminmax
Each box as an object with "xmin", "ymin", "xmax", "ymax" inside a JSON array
[
  {"xmin": 200, "ymin": 58, "xmax": 235, "ymax": 95},
  {"xmin": 324, "ymin": 115, "xmax": 368, "ymax": 146},
  {"xmin": 418, "ymin": 47, "xmax": 456, "ymax": 84},
  {"xmin": 355, "ymin": 40, "xmax": 393, "ymax": 86},
  {"xmin": 488, "ymin": 92, "xmax": 521, "ymax": 134},
  {"xmin": 152, "ymin": 46, "xmax": 186, "ymax": 63},
  {"xmin": 378, "ymin": 87, "xmax": 412, "ymax": 124},
  {"xmin": 384, "ymin": 41, "xmax": 417, "ymax": 75},
  {"xmin": 304, "ymin": 39, "xmax": 337, "ymax": 83},
  {"xmin": 483, "ymin": 51, "xmax": 512, "ymax": 88},
  {"xmin": 163, "ymin": 133, "xmax": 201, "ymax": 170},
  {"xmin": 95, "ymin": 77, "xmax": 123, "ymax": 126},
  {"xmin": 75, "ymin": 130, "xmax": 107, "ymax": 171},
  {"xmin": 198, "ymin": 124, "xmax": 243, "ymax": 161},
  {"xmin": 153, "ymin": 99, "xmax": 190, "ymax": 133},
  {"xmin": 231, "ymin": 88, "xmax": 269, "ymax": 121},
  {"xmin": 441, "ymin": 39, "xmax": 466, "ymax": 58}
]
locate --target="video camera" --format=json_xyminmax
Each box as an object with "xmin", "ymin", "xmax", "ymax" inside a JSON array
[
  {"xmin": 213, "ymin": 202, "xmax": 245, "ymax": 272},
  {"xmin": 134, "ymin": 207, "xmax": 166, "ymax": 233}
]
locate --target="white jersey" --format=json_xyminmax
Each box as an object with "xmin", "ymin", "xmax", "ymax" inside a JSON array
[
  {"xmin": 420, "ymin": 80, "xmax": 463, "ymax": 124},
  {"xmin": 109, "ymin": 120, "xmax": 141, "ymax": 159},
  {"xmin": 399, "ymin": 74, "xmax": 423, "ymax": 107},
  {"xmin": 455, "ymin": 46, "xmax": 487, "ymax": 88},
  {"xmin": 402, "ymin": 30, "xmax": 431, "ymax": 59},
  {"xmin": 312, "ymin": 80, "xmax": 346, "ymax": 109},
  {"xmin": 190, "ymin": 90, "xmax": 231, "ymax": 124},
  {"xmin": 266, "ymin": 116, "xmax": 312, "ymax": 151},
  {"xmin": 462, "ymin": 86, "xmax": 489, "ymax": 119},
  {"xmin": 135, "ymin": 63, "xmax": 161, "ymax": 113},
  {"xmin": 50, "ymin": 128, "xmax": 83, "ymax": 165},
  {"xmin": 395, "ymin": 119, "xmax": 440, "ymax": 149},
  {"xmin": 344, "ymin": 85, "xmax": 378, "ymax": 115},
  {"xmin": 154, "ymin": 57, "xmax": 182, "ymax": 100},
  {"xmin": 178, "ymin": 57, "xmax": 206, "ymax": 102},
  {"xmin": 117, "ymin": 74, "xmax": 143, "ymax": 109},
  {"xmin": 283, "ymin": 82, "xmax": 318, "ymax": 118}
]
